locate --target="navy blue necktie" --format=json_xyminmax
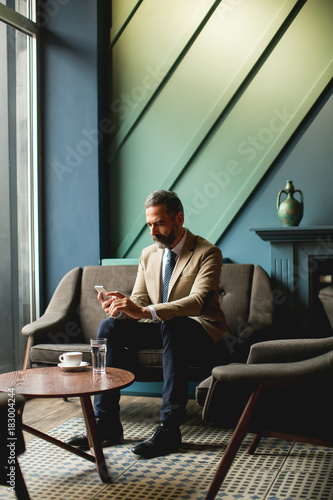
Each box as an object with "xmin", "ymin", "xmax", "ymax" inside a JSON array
[{"xmin": 162, "ymin": 250, "xmax": 177, "ymax": 302}]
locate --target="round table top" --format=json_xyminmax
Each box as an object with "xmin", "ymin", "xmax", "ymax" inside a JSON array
[{"xmin": 0, "ymin": 367, "xmax": 135, "ymax": 398}]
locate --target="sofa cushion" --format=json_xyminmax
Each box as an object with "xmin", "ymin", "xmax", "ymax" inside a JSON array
[
  {"xmin": 30, "ymin": 343, "xmax": 91, "ymax": 366},
  {"xmin": 136, "ymin": 348, "xmax": 163, "ymax": 367}
]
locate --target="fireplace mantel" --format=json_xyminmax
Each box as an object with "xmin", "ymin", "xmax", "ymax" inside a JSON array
[
  {"xmin": 250, "ymin": 226, "xmax": 333, "ymax": 336},
  {"xmin": 250, "ymin": 226, "xmax": 333, "ymax": 243}
]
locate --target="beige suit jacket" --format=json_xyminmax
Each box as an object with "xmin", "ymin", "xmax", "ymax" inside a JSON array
[{"xmin": 129, "ymin": 229, "xmax": 228, "ymax": 344}]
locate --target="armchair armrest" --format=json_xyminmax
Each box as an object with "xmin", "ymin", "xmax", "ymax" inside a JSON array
[
  {"xmin": 247, "ymin": 337, "xmax": 333, "ymax": 364},
  {"xmin": 212, "ymin": 350, "xmax": 333, "ymax": 386}
]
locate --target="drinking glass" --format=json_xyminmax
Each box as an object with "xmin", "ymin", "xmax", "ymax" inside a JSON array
[{"xmin": 90, "ymin": 338, "xmax": 107, "ymax": 373}]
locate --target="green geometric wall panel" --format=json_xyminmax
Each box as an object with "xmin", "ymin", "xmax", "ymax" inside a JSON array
[
  {"xmin": 110, "ymin": 0, "xmax": 217, "ymax": 151},
  {"xmin": 108, "ymin": 0, "xmax": 333, "ymax": 258},
  {"xmin": 111, "ymin": 0, "xmax": 141, "ymax": 43}
]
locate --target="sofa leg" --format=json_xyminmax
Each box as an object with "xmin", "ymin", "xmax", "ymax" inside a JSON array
[{"xmin": 22, "ymin": 338, "xmax": 33, "ymax": 370}]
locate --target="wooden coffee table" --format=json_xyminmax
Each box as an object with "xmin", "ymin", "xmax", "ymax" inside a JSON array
[{"xmin": 0, "ymin": 366, "xmax": 134, "ymax": 483}]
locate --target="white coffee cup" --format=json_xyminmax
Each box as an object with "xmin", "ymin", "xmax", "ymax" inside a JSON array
[{"xmin": 59, "ymin": 351, "xmax": 82, "ymax": 367}]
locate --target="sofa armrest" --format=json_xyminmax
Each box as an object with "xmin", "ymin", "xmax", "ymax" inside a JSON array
[
  {"xmin": 22, "ymin": 267, "xmax": 83, "ymax": 368},
  {"xmin": 23, "ymin": 266, "xmax": 82, "ymax": 342},
  {"xmin": 22, "ymin": 311, "xmax": 79, "ymax": 343},
  {"xmin": 247, "ymin": 337, "xmax": 333, "ymax": 364}
]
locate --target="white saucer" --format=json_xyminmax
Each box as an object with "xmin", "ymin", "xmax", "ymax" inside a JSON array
[{"xmin": 58, "ymin": 361, "xmax": 90, "ymax": 372}]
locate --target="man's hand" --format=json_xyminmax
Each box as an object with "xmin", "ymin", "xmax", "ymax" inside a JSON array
[{"xmin": 97, "ymin": 291, "xmax": 151, "ymax": 320}]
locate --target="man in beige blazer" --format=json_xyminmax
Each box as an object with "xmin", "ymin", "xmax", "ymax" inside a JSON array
[{"xmin": 68, "ymin": 190, "xmax": 227, "ymax": 458}]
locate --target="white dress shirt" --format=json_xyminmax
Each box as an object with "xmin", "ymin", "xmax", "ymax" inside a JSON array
[{"xmin": 148, "ymin": 229, "xmax": 187, "ymax": 321}]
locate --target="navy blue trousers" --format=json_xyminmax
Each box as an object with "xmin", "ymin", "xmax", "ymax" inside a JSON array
[{"xmin": 94, "ymin": 316, "xmax": 215, "ymax": 427}]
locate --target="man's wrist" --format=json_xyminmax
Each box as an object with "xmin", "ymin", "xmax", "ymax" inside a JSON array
[{"xmin": 142, "ymin": 306, "xmax": 153, "ymax": 319}]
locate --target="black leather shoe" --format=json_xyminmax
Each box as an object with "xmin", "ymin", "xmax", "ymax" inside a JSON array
[
  {"xmin": 131, "ymin": 423, "xmax": 181, "ymax": 458},
  {"xmin": 67, "ymin": 419, "xmax": 123, "ymax": 450}
]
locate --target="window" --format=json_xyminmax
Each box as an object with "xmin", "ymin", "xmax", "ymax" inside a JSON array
[
  {"xmin": 0, "ymin": 0, "xmax": 30, "ymax": 18},
  {"xmin": 0, "ymin": 2, "xmax": 38, "ymax": 372}
]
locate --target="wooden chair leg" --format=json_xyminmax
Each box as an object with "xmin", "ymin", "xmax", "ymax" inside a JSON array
[
  {"xmin": 205, "ymin": 385, "xmax": 262, "ymax": 500},
  {"xmin": 248, "ymin": 433, "xmax": 262, "ymax": 454}
]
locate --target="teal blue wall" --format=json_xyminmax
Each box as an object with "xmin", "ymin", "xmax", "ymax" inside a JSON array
[{"xmin": 41, "ymin": 0, "xmax": 101, "ymax": 304}]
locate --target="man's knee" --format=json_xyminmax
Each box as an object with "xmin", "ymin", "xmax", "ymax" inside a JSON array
[
  {"xmin": 161, "ymin": 317, "xmax": 190, "ymax": 344},
  {"xmin": 98, "ymin": 318, "xmax": 116, "ymax": 338},
  {"xmin": 161, "ymin": 317, "xmax": 193, "ymax": 334}
]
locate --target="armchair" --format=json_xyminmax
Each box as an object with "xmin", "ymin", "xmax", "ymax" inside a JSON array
[
  {"xmin": 22, "ymin": 263, "xmax": 274, "ymax": 383},
  {"xmin": 200, "ymin": 285, "xmax": 333, "ymax": 500}
]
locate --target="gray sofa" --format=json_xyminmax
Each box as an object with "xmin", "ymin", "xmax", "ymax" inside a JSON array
[{"xmin": 22, "ymin": 263, "xmax": 274, "ymax": 382}]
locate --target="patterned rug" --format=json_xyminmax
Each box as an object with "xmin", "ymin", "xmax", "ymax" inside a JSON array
[{"xmin": 1, "ymin": 418, "xmax": 333, "ymax": 500}]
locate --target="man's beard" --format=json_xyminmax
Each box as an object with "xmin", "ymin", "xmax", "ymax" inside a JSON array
[{"xmin": 153, "ymin": 223, "xmax": 179, "ymax": 249}]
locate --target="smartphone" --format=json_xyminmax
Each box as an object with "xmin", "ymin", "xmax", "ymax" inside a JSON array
[{"xmin": 94, "ymin": 285, "xmax": 108, "ymax": 300}]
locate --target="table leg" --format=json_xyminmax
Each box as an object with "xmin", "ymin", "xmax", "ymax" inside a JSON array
[{"xmin": 80, "ymin": 395, "xmax": 111, "ymax": 483}]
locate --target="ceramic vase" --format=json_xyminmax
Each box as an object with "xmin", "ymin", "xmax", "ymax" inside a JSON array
[{"xmin": 277, "ymin": 180, "xmax": 303, "ymax": 227}]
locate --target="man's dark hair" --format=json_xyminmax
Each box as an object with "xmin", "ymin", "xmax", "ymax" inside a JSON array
[{"xmin": 144, "ymin": 190, "xmax": 184, "ymax": 219}]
